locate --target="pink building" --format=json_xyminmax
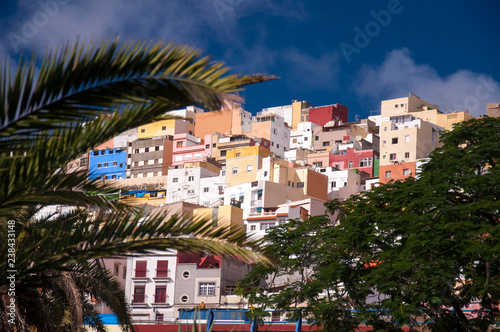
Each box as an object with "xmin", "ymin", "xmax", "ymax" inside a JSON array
[
  {"xmin": 329, "ymin": 148, "xmax": 379, "ymax": 178},
  {"xmin": 172, "ymin": 134, "xmax": 212, "ymax": 166},
  {"xmin": 309, "ymin": 104, "xmax": 348, "ymax": 127}
]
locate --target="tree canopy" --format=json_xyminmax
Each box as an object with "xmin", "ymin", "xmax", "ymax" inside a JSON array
[{"xmin": 239, "ymin": 117, "xmax": 500, "ymax": 331}]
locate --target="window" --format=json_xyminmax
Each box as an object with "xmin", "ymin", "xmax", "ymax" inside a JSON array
[
  {"xmin": 187, "ymin": 190, "xmax": 194, "ymax": 195},
  {"xmin": 392, "ymin": 137, "xmax": 398, "ymax": 144},
  {"xmin": 128, "ymin": 153, "xmax": 131, "ymax": 158},
  {"xmin": 297, "ymin": 182, "xmax": 305, "ymax": 188},
  {"xmin": 144, "ymin": 160, "xmax": 148, "ymax": 165},
  {"xmin": 206, "ymin": 144, "xmax": 210, "ymax": 149},
  {"xmin": 111, "ymin": 175, "xmax": 116, "ymax": 179},
  {"xmin": 189, "ymin": 131, "xmax": 193, "ymax": 135},
  {"xmin": 173, "ymin": 178, "xmax": 178, "ymax": 183},
  {"xmin": 162, "ymin": 126, "xmax": 166, "ymax": 130},
  {"xmin": 135, "ymin": 260, "xmax": 147, "ymax": 278},
  {"xmin": 113, "ymin": 161, "xmax": 117, "ymax": 166},
  {"xmin": 291, "ymin": 182, "xmax": 294, "ymax": 188},
  {"xmin": 154, "ymin": 159, "xmax": 159, "ymax": 164},
  {"xmin": 389, "ymin": 153, "xmax": 397, "ymax": 161},
  {"xmin": 304, "ymin": 137, "xmax": 308, "ymax": 141},
  {"xmin": 104, "ymin": 162, "xmax": 109, "ymax": 167},
  {"xmin": 264, "ymin": 171, "xmax": 268, "ymax": 177},
  {"xmin": 247, "ymin": 165, "xmax": 253, "ymax": 172},
  {"xmin": 114, "ymin": 264, "xmax": 120, "ymax": 276},
  {"xmin": 271, "ymin": 142, "xmax": 274, "ymax": 146},
  {"xmin": 156, "ymin": 313, "xmax": 164, "ymax": 324},
  {"xmin": 260, "ymin": 223, "xmax": 275, "ymax": 231},
  {"xmin": 100, "ymin": 150, "xmax": 105, "ymax": 155},
  {"xmin": 288, "ymin": 180, "xmax": 291, "ymax": 186},
  {"xmin": 123, "ymin": 267, "xmax": 126, "ymax": 279},
  {"xmin": 184, "ymin": 154, "xmax": 192, "ymax": 160},
  {"xmin": 199, "ymin": 282, "xmax": 216, "ymax": 296},
  {"xmin": 181, "ymin": 295, "xmax": 188, "ymax": 303},
  {"xmin": 194, "ymin": 153, "xmax": 201, "ymax": 159},
  {"xmin": 141, "ymin": 129, "xmax": 145, "ymax": 133},
  {"xmin": 405, "ymin": 152, "xmax": 410, "ymax": 158},
  {"xmin": 218, "ymin": 185, "xmax": 224, "ymax": 191},
  {"xmin": 331, "ymin": 181, "xmax": 336, "ymax": 188},
  {"xmin": 323, "ymin": 141, "xmax": 330, "ymax": 146},
  {"xmin": 204, "ymin": 187, "xmax": 209, "ymax": 193},
  {"xmin": 315, "ymin": 136, "xmax": 319, "ymax": 141},
  {"xmin": 405, "ymin": 135, "xmax": 410, "ymax": 143},
  {"xmin": 220, "ymin": 150, "xmax": 227, "ymax": 157},
  {"xmin": 385, "ymin": 171, "xmax": 392, "ymax": 178},
  {"xmin": 232, "ymin": 167, "xmax": 238, "ymax": 174},
  {"xmin": 212, "ymin": 143, "xmax": 216, "ymax": 148},
  {"xmin": 401, "ymin": 104, "xmax": 404, "ymax": 107},
  {"xmin": 384, "ymin": 127, "xmax": 387, "ymax": 131},
  {"xmin": 293, "ymin": 138, "xmax": 297, "ymax": 143},
  {"xmin": 312, "ymin": 162, "xmax": 322, "ymax": 168},
  {"xmin": 395, "ymin": 104, "xmax": 398, "ymax": 108},
  {"xmin": 145, "ymin": 147, "xmax": 149, "ymax": 152},
  {"xmin": 225, "ymin": 286, "xmax": 237, "ymax": 296},
  {"xmin": 188, "ymin": 176, "xmax": 194, "ymax": 181},
  {"xmin": 97, "ymin": 163, "xmax": 102, "ymax": 168},
  {"xmin": 182, "ymin": 271, "xmax": 190, "ymax": 279},
  {"xmin": 135, "ymin": 149, "xmax": 139, "ymax": 153},
  {"xmin": 359, "ymin": 158, "xmax": 372, "ymax": 167},
  {"xmin": 133, "ymin": 286, "xmax": 145, "ymax": 303},
  {"xmin": 156, "ymin": 261, "xmax": 169, "ymax": 278},
  {"xmin": 155, "ymin": 286, "xmax": 167, "ymax": 303},
  {"xmin": 348, "ymin": 161, "xmax": 353, "ymax": 168},
  {"xmin": 119, "ymin": 163, "xmax": 123, "ymax": 168},
  {"xmin": 153, "ymin": 172, "xmax": 158, "ymax": 176},
  {"xmin": 403, "ymin": 169, "xmax": 411, "ymax": 176},
  {"xmin": 176, "ymin": 141, "xmax": 183, "ymax": 148},
  {"xmin": 276, "ymin": 144, "xmax": 279, "ymax": 148},
  {"xmin": 250, "ymin": 225, "xmax": 256, "ymax": 231}
]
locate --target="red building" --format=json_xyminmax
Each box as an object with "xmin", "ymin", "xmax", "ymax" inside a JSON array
[
  {"xmin": 329, "ymin": 148, "xmax": 379, "ymax": 178},
  {"xmin": 309, "ymin": 104, "xmax": 348, "ymax": 127}
]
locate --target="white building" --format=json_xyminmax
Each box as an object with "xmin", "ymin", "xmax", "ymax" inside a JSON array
[
  {"xmin": 199, "ymin": 174, "xmax": 226, "ymax": 207},
  {"xmin": 166, "ymin": 163, "xmax": 220, "ymax": 205},
  {"xmin": 260, "ymin": 104, "xmax": 293, "ymax": 128},
  {"xmin": 289, "ymin": 121, "xmax": 319, "ymax": 151},
  {"xmin": 124, "ymin": 250, "xmax": 178, "ymax": 323}
]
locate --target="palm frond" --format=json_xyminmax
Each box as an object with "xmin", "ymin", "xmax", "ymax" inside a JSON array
[{"xmin": 0, "ymin": 39, "xmax": 275, "ymax": 146}]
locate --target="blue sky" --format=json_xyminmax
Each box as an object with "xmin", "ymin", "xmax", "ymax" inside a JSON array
[{"xmin": 1, "ymin": 0, "xmax": 499, "ymax": 120}]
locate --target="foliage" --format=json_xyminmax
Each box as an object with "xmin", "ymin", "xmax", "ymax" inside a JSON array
[
  {"xmin": 239, "ymin": 117, "xmax": 500, "ymax": 331},
  {"xmin": 0, "ymin": 39, "xmax": 273, "ymax": 331}
]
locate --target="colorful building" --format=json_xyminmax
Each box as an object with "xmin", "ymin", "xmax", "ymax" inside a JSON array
[
  {"xmin": 88, "ymin": 147, "xmax": 127, "ymax": 180},
  {"xmin": 194, "ymin": 102, "xmax": 252, "ymax": 138},
  {"xmin": 172, "ymin": 134, "xmax": 212, "ymax": 166},
  {"xmin": 308, "ymin": 103, "xmax": 348, "ymax": 127},
  {"xmin": 127, "ymin": 137, "xmax": 173, "ymax": 178}
]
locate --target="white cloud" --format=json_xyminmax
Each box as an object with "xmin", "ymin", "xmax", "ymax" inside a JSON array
[{"xmin": 354, "ymin": 48, "xmax": 500, "ymax": 117}]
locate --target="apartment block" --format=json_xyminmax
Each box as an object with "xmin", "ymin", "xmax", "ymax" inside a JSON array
[
  {"xmin": 137, "ymin": 106, "xmax": 203, "ymax": 139},
  {"xmin": 193, "ymin": 204, "xmax": 244, "ymax": 234},
  {"xmin": 290, "ymin": 121, "xmax": 319, "ymax": 151},
  {"xmin": 308, "ymin": 103, "xmax": 348, "ymax": 127},
  {"xmin": 173, "ymin": 253, "xmax": 251, "ymax": 311},
  {"xmin": 195, "ymin": 102, "xmax": 252, "ymax": 138},
  {"xmin": 379, "ymin": 114, "xmax": 442, "ymax": 183},
  {"xmin": 247, "ymin": 112, "xmax": 290, "ymax": 157},
  {"xmin": 166, "ymin": 161, "xmax": 221, "ymax": 205},
  {"xmin": 172, "ymin": 134, "xmax": 212, "ymax": 166},
  {"xmin": 127, "ymin": 137, "xmax": 173, "ymax": 178},
  {"xmin": 225, "ymin": 145, "xmax": 274, "ymax": 187},
  {"xmin": 125, "ymin": 250, "xmax": 178, "ymax": 323},
  {"xmin": 88, "ymin": 147, "xmax": 127, "ymax": 180},
  {"xmin": 291, "ymin": 100, "xmax": 313, "ymax": 130}
]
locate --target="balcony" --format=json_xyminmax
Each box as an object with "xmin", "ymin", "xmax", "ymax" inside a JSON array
[
  {"xmin": 152, "ymin": 294, "xmax": 171, "ymax": 307},
  {"xmin": 132, "ymin": 269, "xmax": 150, "ymax": 279},
  {"xmin": 250, "ymin": 199, "xmax": 263, "ymax": 207},
  {"xmin": 248, "ymin": 211, "xmax": 276, "ymax": 217},
  {"xmin": 131, "ymin": 294, "xmax": 148, "ymax": 307},
  {"xmin": 153, "ymin": 269, "xmax": 171, "ymax": 280}
]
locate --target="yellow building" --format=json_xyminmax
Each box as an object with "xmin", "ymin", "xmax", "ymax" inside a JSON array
[
  {"xmin": 137, "ymin": 118, "xmax": 194, "ymax": 139},
  {"xmin": 225, "ymin": 145, "xmax": 274, "ymax": 187},
  {"xmin": 291, "ymin": 100, "xmax": 312, "ymax": 130},
  {"xmin": 192, "ymin": 205, "xmax": 244, "ymax": 234}
]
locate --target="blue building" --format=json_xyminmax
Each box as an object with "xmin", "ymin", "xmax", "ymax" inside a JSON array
[{"xmin": 88, "ymin": 148, "xmax": 127, "ymax": 180}]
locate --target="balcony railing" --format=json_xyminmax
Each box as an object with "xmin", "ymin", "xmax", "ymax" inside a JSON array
[
  {"xmin": 132, "ymin": 294, "xmax": 147, "ymax": 304},
  {"xmin": 248, "ymin": 211, "xmax": 276, "ymax": 217},
  {"xmin": 154, "ymin": 294, "xmax": 169, "ymax": 304},
  {"xmin": 250, "ymin": 199, "xmax": 263, "ymax": 207},
  {"xmin": 154, "ymin": 269, "xmax": 171, "ymax": 278},
  {"xmin": 133, "ymin": 269, "xmax": 149, "ymax": 278}
]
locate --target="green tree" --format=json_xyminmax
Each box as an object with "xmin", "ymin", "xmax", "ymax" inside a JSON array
[
  {"xmin": 240, "ymin": 117, "xmax": 500, "ymax": 331},
  {"xmin": 0, "ymin": 39, "xmax": 273, "ymax": 331}
]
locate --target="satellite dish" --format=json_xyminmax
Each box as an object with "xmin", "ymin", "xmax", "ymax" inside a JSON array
[{"xmin": 286, "ymin": 200, "xmax": 292, "ymax": 206}]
